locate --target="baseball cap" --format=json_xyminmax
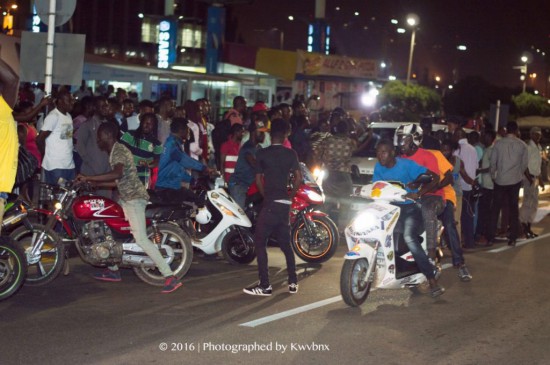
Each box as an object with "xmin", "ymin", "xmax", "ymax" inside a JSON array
[
  {"xmin": 252, "ymin": 101, "xmax": 268, "ymax": 113},
  {"xmin": 530, "ymin": 126, "xmax": 542, "ymax": 134},
  {"xmin": 249, "ymin": 120, "xmax": 269, "ymax": 133}
]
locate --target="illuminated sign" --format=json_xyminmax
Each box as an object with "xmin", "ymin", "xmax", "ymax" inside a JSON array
[{"xmin": 158, "ymin": 19, "xmax": 176, "ymax": 69}]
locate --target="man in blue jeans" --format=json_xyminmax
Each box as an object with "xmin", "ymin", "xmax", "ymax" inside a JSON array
[
  {"xmin": 243, "ymin": 119, "xmax": 302, "ymax": 296},
  {"xmin": 373, "ymin": 139, "xmax": 445, "ymax": 298},
  {"xmin": 77, "ymin": 122, "xmax": 182, "ymax": 294}
]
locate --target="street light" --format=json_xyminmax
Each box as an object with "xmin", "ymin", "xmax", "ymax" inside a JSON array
[
  {"xmin": 406, "ymin": 13, "xmax": 419, "ymax": 86},
  {"xmin": 521, "ymin": 54, "xmax": 530, "ymax": 93}
]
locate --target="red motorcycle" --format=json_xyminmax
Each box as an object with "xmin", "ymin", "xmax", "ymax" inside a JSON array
[
  {"xmin": 245, "ymin": 164, "xmax": 339, "ymax": 263},
  {"xmin": 10, "ymin": 181, "xmax": 193, "ymax": 286}
]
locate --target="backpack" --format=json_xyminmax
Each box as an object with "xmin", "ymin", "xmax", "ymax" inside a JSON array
[{"xmin": 15, "ymin": 146, "xmax": 38, "ymax": 187}]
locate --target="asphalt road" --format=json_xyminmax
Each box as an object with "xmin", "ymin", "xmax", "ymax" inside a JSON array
[{"xmin": 2, "ymin": 213, "xmax": 550, "ymax": 365}]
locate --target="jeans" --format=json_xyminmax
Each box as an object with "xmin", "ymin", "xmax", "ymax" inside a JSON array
[
  {"xmin": 254, "ymin": 201, "xmax": 297, "ymax": 288},
  {"xmin": 110, "ymin": 199, "xmax": 172, "ymax": 277},
  {"xmin": 439, "ymin": 201, "xmax": 464, "ymax": 266},
  {"xmin": 488, "ymin": 182, "xmax": 521, "ymax": 241},
  {"xmin": 394, "ymin": 203, "xmax": 435, "ymax": 280},
  {"xmin": 229, "ymin": 182, "xmax": 250, "ymax": 210},
  {"xmin": 44, "ymin": 168, "xmax": 75, "ymax": 186},
  {"xmin": 475, "ymin": 188, "xmax": 494, "ymax": 239},
  {"xmin": 461, "ymin": 191, "xmax": 475, "ymax": 248},
  {"xmin": 420, "ymin": 195, "xmax": 444, "ymax": 251}
]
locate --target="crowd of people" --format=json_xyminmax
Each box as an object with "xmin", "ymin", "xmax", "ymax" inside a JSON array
[{"xmin": 1, "ymin": 61, "xmax": 547, "ymax": 296}]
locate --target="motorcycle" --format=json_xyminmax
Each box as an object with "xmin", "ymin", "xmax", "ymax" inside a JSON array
[
  {"xmin": 9, "ymin": 180, "xmax": 194, "ymax": 286},
  {"xmin": 178, "ymin": 174, "xmax": 256, "ymax": 265},
  {"xmin": 0, "ymin": 236, "xmax": 26, "ymax": 301},
  {"xmin": 245, "ymin": 163, "xmax": 339, "ymax": 263},
  {"xmin": 340, "ymin": 179, "xmax": 432, "ymax": 307}
]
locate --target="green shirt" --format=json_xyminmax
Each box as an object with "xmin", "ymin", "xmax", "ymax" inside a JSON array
[{"xmin": 120, "ymin": 131, "xmax": 163, "ymax": 187}]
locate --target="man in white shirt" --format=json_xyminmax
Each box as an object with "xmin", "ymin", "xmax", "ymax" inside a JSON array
[
  {"xmin": 520, "ymin": 127, "xmax": 545, "ymax": 238},
  {"xmin": 453, "ymin": 128, "xmax": 479, "ymax": 249},
  {"xmin": 36, "ymin": 91, "xmax": 76, "ymax": 185}
]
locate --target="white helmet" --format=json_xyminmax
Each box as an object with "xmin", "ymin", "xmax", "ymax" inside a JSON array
[
  {"xmin": 195, "ymin": 207, "xmax": 212, "ymax": 225},
  {"xmin": 394, "ymin": 123, "xmax": 423, "ymax": 147}
]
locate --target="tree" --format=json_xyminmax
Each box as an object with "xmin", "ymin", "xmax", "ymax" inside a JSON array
[
  {"xmin": 512, "ymin": 92, "xmax": 550, "ymax": 117},
  {"xmin": 377, "ymin": 81, "xmax": 441, "ymax": 121}
]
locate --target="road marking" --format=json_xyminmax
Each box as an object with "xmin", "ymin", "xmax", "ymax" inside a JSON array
[
  {"xmin": 239, "ymin": 296, "xmax": 342, "ymax": 327},
  {"xmin": 488, "ymin": 232, "xmax": 550, "ymax": 253},
  {"xmin": 239, "ymin": 262, "xmax": 453, "ymax": 327}
]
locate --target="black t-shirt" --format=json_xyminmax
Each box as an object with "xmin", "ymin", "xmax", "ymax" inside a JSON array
[{"xmin": 256, "ymin": 145, "xmax": 300, "ymax": 202}]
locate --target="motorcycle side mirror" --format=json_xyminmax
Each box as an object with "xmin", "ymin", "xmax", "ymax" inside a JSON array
[{"xmin": 413, "ymin": 173, "xmax": 432, "ymax": 185}]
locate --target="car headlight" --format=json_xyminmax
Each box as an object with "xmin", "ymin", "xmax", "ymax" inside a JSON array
[
  {"xmin": 306, "ymin": 190, "xmax": 324, "ymax": 203},
  {"xmin": 351, "ymin": 211, "xmax": 378, "ymax": 232}
]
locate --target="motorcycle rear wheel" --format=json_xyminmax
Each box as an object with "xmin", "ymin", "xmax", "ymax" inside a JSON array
[
  {"xmin": 291, "ymin": 215, "xmax": 339, "ymax": 263},
  {"xmin": 340, "ymin": 258, "xmax": 374, "ymax": 307},
  {"xmin": 133, "ymin": 223, "xmax": 193, "ymax": 286},
  {"xmin": 221, "ymin": 228, "xmax": 256, "ymax": 265},
  {"xmin": 0, "ymin": 237, "xmax": 27, "ymax": 301},
  {"xmin": 10, "ymin": 224, "xmax": 65, "ymax": 286}
]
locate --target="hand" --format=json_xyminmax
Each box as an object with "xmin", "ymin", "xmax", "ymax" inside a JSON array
[
  {"xmin": 76, "ymin": 174, "xmax": 88, "ymax": 183},
  {"xmin": 404, "ymin": 192, "xmax": 420, "ymax": 201},
  {"xmin": 39, "ymin": 95, "xmax": 52, "ymax": 107}
]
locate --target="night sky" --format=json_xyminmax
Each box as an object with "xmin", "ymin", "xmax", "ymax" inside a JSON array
[{"xmin": 229, "ymin": 0, "xmax": 550, "ymax": 90}]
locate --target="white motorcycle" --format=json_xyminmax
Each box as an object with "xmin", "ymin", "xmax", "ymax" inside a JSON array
[
  {"xmin": 340, "ymin": 180, "xmax": 432, "ymax": 307},
  {"xmin": 183, "ymin": 175, "xmax": 256, "ymax": 265}
]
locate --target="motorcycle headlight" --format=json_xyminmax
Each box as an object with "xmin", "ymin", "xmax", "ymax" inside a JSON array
[
  {"xmin": 351, "ymin": 211, "xmax": 378, "ymax": 232},
  {"xmin": 306, "ymin": 190, "xmax": 324, "ymax": 203},
  {"xmin": 312, "ymin": 167, "xmax": 326, "ymax": 183},
  {"xmin": 53, "ymin": 200, "xmax": 63, "ymax": 210}
]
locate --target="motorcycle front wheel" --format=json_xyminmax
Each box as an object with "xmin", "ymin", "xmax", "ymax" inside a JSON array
[
  {"xmin": 133, "ymin": 223, "xmax": 193, "ymax": 286},
  {"xmin": 340, "ymin": 258, "xmax": 374, "ymax": 307},
  {"xmin": 10, "ymin": 224, "xmax": 65, "ymax": 286},
  {"xmin": 0, "ymin": 237, "xmax": 27, "ymax": 301},
  {"xmin": 221, "ymin": 228, "xmax": 256, "ymax": 265},
  {"xmin": 291, "ymin": 215, "xmax": 339, "ymax": 263}
]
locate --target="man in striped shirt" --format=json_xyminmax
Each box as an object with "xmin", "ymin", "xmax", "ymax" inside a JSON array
[{"xmin": 120, "ymin": 112, "xmax": 162, "ymax": 188}]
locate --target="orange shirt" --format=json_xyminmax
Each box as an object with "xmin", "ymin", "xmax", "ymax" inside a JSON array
[{"xmin": 429, "ymin": 149, "xmax": 456, "ymax": 206}]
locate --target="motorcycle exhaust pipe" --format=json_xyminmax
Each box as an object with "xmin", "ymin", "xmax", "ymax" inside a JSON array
[{"xmin": 1, "ymin": 210, "xmax": 28, "ymax": 229}]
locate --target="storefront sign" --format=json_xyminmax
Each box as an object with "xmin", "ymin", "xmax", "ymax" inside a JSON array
[
  {"xmin": 158, "ymin": 19, "xmax": 177, "ymax": 69},
  {"xmin": 296, "ymin": 50, "xmax": 377, "ymax": 79}
]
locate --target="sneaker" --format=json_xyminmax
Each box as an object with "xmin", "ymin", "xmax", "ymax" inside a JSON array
[
  {"xmin": 430, "ymin": 285, "xmax": 445, "ymax": 298},
  {"xmin": 289, "ymin": 283, "xmax": 299, "ymax": 294},
  {"xmin": 93, "ymin": 268, "xmax": 121, "ymax": 282},
  {"xmin": 458, "ymin": 265, "xmax": 472, "ymax": 282},
  {"xmin": 243, "ymin": 284, "xmax": 272, "ymax": 296},
  {"xmin": 161, "ymin": 276, "xmax": 183, "ymax": 294}
]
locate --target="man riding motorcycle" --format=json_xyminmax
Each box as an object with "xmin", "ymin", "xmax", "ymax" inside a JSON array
[{"xmin": 373, "ymin": 138, "xmax": 445, "ymax": 298}]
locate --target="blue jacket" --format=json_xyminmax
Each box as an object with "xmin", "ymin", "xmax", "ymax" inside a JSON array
[{"xmin": 156, "ymin": 134, "xmax": 205, "ymax": 189}]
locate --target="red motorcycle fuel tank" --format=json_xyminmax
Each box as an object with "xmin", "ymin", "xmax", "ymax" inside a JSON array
[{"xmin": 72, "ymin": 195, "xmax": 125, "ymax": 220}]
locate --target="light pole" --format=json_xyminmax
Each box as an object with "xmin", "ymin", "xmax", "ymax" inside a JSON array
[
  {"xmin": 406, "ymin": 14, "xmax": 419, "ymax": 86},
  {"xmin": 521, "ymin": 55, "xmax": 528, "ymax": 93}
]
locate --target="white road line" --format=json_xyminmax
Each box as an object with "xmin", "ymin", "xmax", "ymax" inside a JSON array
[
  {"xmin": 239, "ymin": 262, "xmax": 454, "ymax": 327},
  {"xmin": 488, "ymin": 232, "xmax": 550, "ymax": 253},
  {"xmin": 239, "ymin": 296, "xmax": 342, "ymax": 327}
]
